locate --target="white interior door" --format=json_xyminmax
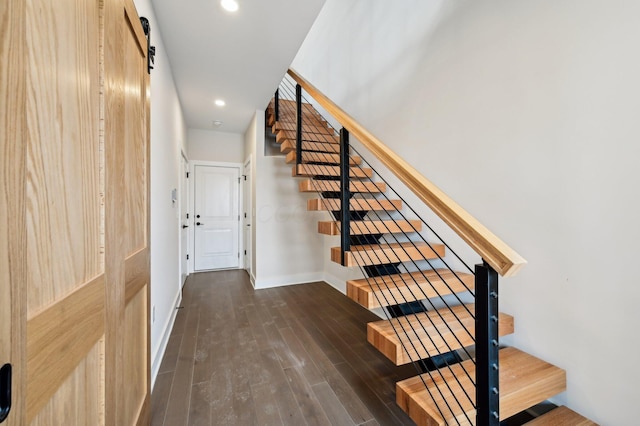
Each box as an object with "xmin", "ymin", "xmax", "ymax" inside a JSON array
[
  {"xmin": 194, "ymin": 165, "xmax": 240, "ymax": 271},
  {"xmin": 243, "ymin": 160, "xmax": 252, "ymax": 276},
  {"xmin": 180, "ymin": 154, "xmax": 190, "ymax": 286}
]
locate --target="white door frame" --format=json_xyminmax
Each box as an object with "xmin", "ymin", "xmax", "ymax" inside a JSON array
[
  {"xmin": 243, "ymin": 156, "xmax": 252, "ymax": 275},
  {"xmin": 190, "ymin": 160, "xmax": 244, "ymax": 271},
  {"xmin": 179, "ymin": 151, "xmax": 190, "ymax": 284}
]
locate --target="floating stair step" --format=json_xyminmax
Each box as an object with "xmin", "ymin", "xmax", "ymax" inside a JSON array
[
  {"xmin": 299, "ymin": 179, "xmax": 386, "ymax": 194},
  {"xmin": 293, "ymin": 164, "xmax": 373, "ymax": 179},
  {"xmin": 396, "ymin": 347, "xmax": 566, "ymax": 426},
  {"xmin": 347, "ymin": 269, "xmax": 475, "ymax": 309},
  {"xmin": 525, "ymin": 406, "xmax": 597, "ymax": 426},
  {"xmin": 277, "ymin": 129, "xmax": 339, "ymax": 144},
  {"xmin": 368, "ymin": 304, "xmax": 514, "ymax": 365},
  {"xmin": 269, "ymin": 113, "xmax": 326, "ymax": 129},
  {"xmin": 267, "ymin": 107, "xmax": 324, "ymax": 126},
  {"xmin": 318, "ymin": 220, "xmax": 421, "ymax": 236},
  {"xmin": 307, "ymin": 198, "xmax": 402, "ymax": 212},
  {"xmin": 273, "ymin": 120, "xmax": 333, "ymax": 135},
  {"xmin": 285, "ymin": 151, "xmax": 361, "ymax": 165},
  {"xmin": 280, "ymin": 140, "xmax": 339, "ymax": 154},
  {"xmin": 331, "ymin": 242, "xmax": 446, "ymax": 267}
]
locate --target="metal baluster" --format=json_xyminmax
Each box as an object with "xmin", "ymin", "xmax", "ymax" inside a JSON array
[{"xmin": 476, "ymin": 261, "xmax": 500, "ymax": 426}]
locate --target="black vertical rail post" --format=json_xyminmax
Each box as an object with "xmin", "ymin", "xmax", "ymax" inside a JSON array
[
  {"xmin": 475, "ymin": 261, "xmax": 500, "ymax": 426},
  {"xmin": 339, "ymin": 128, "xmax": 351, "ymax": 265},
  {"xmin": 295, "ymin": 84, "xmax": 303, "ymax": 166},
  {"xmin": 274, "ymin": 89, "xmax": 280, "ymax": 122}
]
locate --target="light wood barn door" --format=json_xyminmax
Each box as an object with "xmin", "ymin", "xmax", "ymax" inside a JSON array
[
  {"xmin": 0, "ymin": 0, "xmax": 150, "ymax": 424},
  {"xmin": 104, "ymin": 0, "xmax": 151, "ymax": 424}
]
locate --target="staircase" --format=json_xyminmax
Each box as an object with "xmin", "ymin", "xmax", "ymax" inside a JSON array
[{"xmin": 266, "ymin": 70, "xmax": 596, "ymax": 425}]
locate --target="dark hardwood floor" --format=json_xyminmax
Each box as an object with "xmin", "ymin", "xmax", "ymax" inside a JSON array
[{"xmin": 151, "ymin": 269, "xmax": 418, "ymax": 426}]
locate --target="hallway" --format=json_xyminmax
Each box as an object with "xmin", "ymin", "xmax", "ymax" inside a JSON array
[{"xmin": 151, "ymin": 270, "xmax": 416, "ymax": 425}]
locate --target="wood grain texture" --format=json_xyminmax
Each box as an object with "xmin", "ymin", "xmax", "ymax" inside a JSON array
[
  {"xmin": 0, "ymin": 0, "xmax": 27, "ymax": 423},
  {"xmin": 26, "ymin": 275, "xmax": 105, "ymax": 421},
  {"xmin": 347, "ymin": 269, "xmax": 474, "ymax": 309},
  {"xmin": 123, "ymin": 289, "xmax": 148, "ymax": 424},
  {"xmin": 280, "ymin": 139, "xmax": 340, "ymax": 154},
  {"xmin": 299, "ymin": 179, "xmax": 386, "ymax": 194},
  {"xmin": 277, "ymin": 129, "xmax": 339, "ymax": 144},
  {"xmin": 152, "ymin": 270, "xmax": 416, "ymax": 426},
  {"xmin": 318, "ymin": 220, "xmax": 422, "ymax": 236},
  {"xmin": 29, "ymin": 339, "xmax": 105, "ymax": 426},
  {"xmin": 26, "ymin": 0, "xmax": 102, "ymax": 316},
  {"xmin": 104, "ymin": 0, "xmax": 150, "ymax": 423},
  {"xmin": 285, "ymin": 150, "xmax": 362, "ymax": 165},
  {"xmin": 288, "ymin": 68, "xmax": 526, "ymax": 277},
  {"xmin": 125, "ymin": 248, "xmax": 149, "ymax": 304},
  {"xmin": 294, "ymin": 164, "xmax": 373, "ymax": 178},
  {"xmin": 367, "ymin": 305, "xmax": 514, "ymax": 365},
  {"xmin": 104, "ymin": 0, "xmax": 127, "ymax": 420},
  {"xmin": 273, "ymin": 119, "xmax": 333, "ymax": 135},
  {"xmin": 525, "ymin": 406, "xmax": 598, "ymax": 426},
  {"xmin": 332, "ymin": 242, "xmax": 446, "ymax": 267},
  {"xmin": 307, "ymin": 198, "xmax": 402, "ymax": 212},
  {"xmin": 396, "ymin": 347, "xmax": 566, "ymax": 425}
]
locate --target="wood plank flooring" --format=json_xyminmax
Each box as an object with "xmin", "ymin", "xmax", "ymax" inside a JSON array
[{"xmin": 152, "ymin": 270, "xmax": 417, "ymax": 426}]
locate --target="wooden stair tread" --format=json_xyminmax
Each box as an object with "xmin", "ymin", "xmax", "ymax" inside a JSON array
[
  {"xmin": 293, "ymin": 164, "xmax": 373, "ymax": 179},
  {"xmin": 280, "ymin": 140, "xmax": 339, "ymax": 154},
  {"xmin": 525, "ymin": 406, "xmax": 597, "ymax": 426},
  {"xmin": 396, "ymin": 347, "xmax": 567, "ymax": 426},
  {"xmin": 285, "ymin": 151, "xmax": 361, "ymax": 165},
  {"xmin": 272, "ymin": 120, "xmax": 332, "ymax": 134},
  {"xmin": 299, "ymin": 179, "xmax": 386, "ymax": 194},
  {"xmin": 307, "ymin": 198, "xmax": 402, "ymax": 212},
  {"xmin": 367, "ymin": 304, "xmax": 514, "ymax": 365},
  {"xmin": 331, "ymin": 242, "xmax": 446, "ymax": 267},
  {"xmin": 347, "ymin": 269, "xmax": 475, "ymax": 309},
  {"xmin": 277, "ymin": 129, "xmax": 339, "ymax": 144},
  {"xmin": 318, "ymin": 220, "xmax": 421, "ymax": 236}
]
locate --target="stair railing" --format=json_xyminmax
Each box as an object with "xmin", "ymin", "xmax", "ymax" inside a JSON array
[{"xmin": 271, "ymin": 70, "xmax": 526, "ymax": 425}]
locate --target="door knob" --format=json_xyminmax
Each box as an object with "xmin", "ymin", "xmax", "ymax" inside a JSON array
[
  {"xmin": 196, "ymin": 222, "xmax": 204, "ymax": 226},
  {"xmin": 182, "ymin": 225, "xmax": 189, "ymax": 229},
  {"xmin": 196, "ymin": 214, "xmax": 201, "ymax": 218}
]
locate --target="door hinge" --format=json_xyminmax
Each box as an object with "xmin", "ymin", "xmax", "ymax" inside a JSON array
[
  {"xmin": 186, "ymin": 213, "xmax": 189, "ymax": 219},
  {"xmin": 237, "ymin": 252, "xmax": 240, "ymax": 258},
  {"xmin": 186, "ymin": 172, "xmax": 189, "ymax": 178},
  {"xmin": 244, "ymin": 250, "xmax": 247, "ymax": 255},
  {"xmin": 238, "ymin": 215, "xmax": 240, "ymax": 221},
  {"xmin": 238, "ymin": 177, "xmax": 240, "ymax": 184},
  {"xmin": 186, "ymin": 254, "xmax": 189, "ymax": 260},
  {"xmin": 244, "ymin": 212, "xmax": 247, "ymax": 218},
  {"xmin": 243, "ymin": 175, "xmax": 247, "ymax": 181}
]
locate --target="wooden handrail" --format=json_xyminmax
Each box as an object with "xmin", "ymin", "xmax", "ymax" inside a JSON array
[{"xmin": 287, "ymin": 68, "xmax": 526, "ymax": 277}]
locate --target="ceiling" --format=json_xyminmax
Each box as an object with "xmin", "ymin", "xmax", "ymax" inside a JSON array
[{"xmin": 150, "ymin": 0, "xmax": 326, "ymax": 134}]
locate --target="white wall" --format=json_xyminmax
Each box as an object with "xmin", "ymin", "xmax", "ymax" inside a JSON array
[
  {"xmin": 244, "ymin": 110, "xmax": 325, "ymax": 288},
  {"xmin": 293, "ymin": 1, "xmax": 640, "ymax": 424},
  {"xmin": 188, "ymin": 128, "xmax": 245, "ymax": 163},
  {"xmin": 133, "ymin": 0, "xmax": 187, "ymax": 389}
]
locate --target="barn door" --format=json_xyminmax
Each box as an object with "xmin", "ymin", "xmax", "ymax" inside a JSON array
[{"xmin": 0, "ymin": 0, "xmax": 150, "ymax": 424}]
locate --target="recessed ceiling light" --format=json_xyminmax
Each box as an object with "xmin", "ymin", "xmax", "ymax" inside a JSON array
[
  {"xmin": 213, "ymin": 120, "xmax": 223, "ymax": 127},
  {"xmin": 214, "ymin": 99, "xmax": 226, "ymax": 107},
  {"xmin": 220, "ymin": 0, "xmax": 239, "ymax": 13}
]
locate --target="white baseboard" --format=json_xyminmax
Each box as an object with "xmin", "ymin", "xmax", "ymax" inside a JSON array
[
  {"xmin": 151, "ymin": 290, "xmax": 181, "ymax": 390},
  {"xmin": 322, "ymin": 272, "xmax": 347, "ymax": 294},
  {"xmin": 254, "ymin": 271, "xmax": 324, "ymax": 289}
]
